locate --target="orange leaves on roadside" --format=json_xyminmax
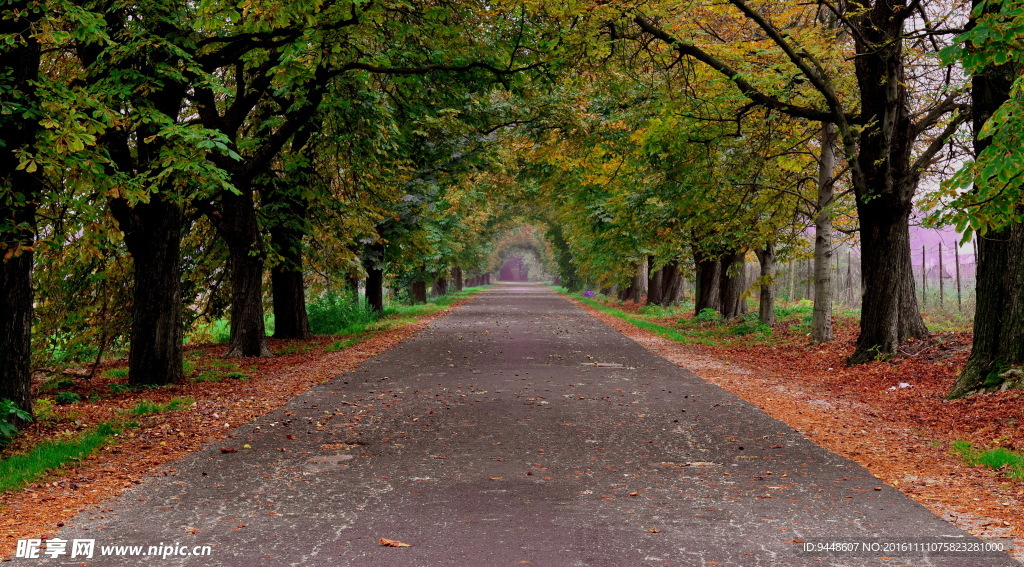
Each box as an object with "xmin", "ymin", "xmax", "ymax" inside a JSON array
[{"xmin": 379, "ymin": 538, "xmax": 413, "ymax": 547}]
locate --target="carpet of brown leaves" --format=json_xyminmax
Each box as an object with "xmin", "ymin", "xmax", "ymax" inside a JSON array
[
  {"xmin": 574, "ymin": 298, "xmax": 1024, "ymax": 560},
  {"xmin": 0, "ymin": 298, "xmax": 474, "ymax": 558}
]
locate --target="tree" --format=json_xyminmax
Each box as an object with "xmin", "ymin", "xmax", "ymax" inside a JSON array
[
  {"xmin": 626, "ymin": 0, "xmax": 969, "ymax": 363},
  {"xmin": 0, "ymin": 1, "xmax": 43, "ymax": 416},
  {"xmin": 938, "ymin": 0, "xmax": 1024, "ymax": 397}
]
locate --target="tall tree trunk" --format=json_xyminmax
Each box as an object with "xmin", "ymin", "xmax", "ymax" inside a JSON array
[
  {"xmin": 694, "ymin": 257, "xmax": 721, "ymax": 314},
  {"xmin": 627, "ymin": 261, "xmax": 647, "ymax": 303},
  {"xmin": 755, "ymin": 246, "xmax": 776, "ymax": 326},
  {"xmin": 949, "ymin": 1, "xmax": 1020, "ymax": 397},
  {"xmin": 845, "ymin": 2, "xmax": 929, "ymax": 364},
  {"xmin": 434, "ymin": 273, "xmax": 448, "ymax": 297},
  {"xmin": 115, "ymin": 196, "xmax": 185, "ymax": 386},
  {"xmin": 719, "ymin": 251, "xmax": 747, "ymax": 320},
  {"xmin": 453, "ymin": 267, "xmax": 464, "ymax": 291},
  {"xmin": 268, "ymin": 202, "xmax": 311, "ymax": 340},
  {"xmin": 221, "ymin": 189, "xmax": 272, "ymax": 358},
  {"xmin": 0, "ymin": 1, "xmax": 40, "ymax": 416},
  {"xmin": 660, "ymin": 261, "xmax": 683, "ymax": 306},
  {"xmin": 366, "ymin": 250, "xmax": 385, "ymax": 315},
  {"xmin": 812, "ymin": 123, "xmax": 836, "ymax": 342},
  {"xmin": 646, "ymin": 256, "xmax": 664, "ymax": 305},
  {"xmin": 411, "ymin": 281, "xmax": 427, "ymax": 303}
]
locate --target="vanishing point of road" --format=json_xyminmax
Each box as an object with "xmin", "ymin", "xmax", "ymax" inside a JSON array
[{"xmin": 35, "ymin": 284, "xmax": 1016, "ymax": 566}]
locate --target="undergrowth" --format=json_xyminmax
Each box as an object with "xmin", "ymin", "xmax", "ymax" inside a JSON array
[{"xmin": 952, "ymin": 440, "xmax": 1024, "ymax": 480}]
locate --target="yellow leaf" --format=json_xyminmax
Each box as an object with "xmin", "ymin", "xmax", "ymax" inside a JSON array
[{"xmin": 379, "ymin": 538, "xmax": 412, "ymax": 548}]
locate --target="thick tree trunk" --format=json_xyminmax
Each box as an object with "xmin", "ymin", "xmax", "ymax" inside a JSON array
[
  {"xmin": 694, "ymin": 257, "xmax": 721, "ymax": 314},
  {"xmin": 718, "ymin": 251, "xmax": 747, "ymax": 320},
  {"xmin": 118, "ymin": 196, "xmax": 185, "ymax": 386},
  {"xmin": 660, "ymin": 261, "xmax": 683, "ymax": 306},
  {"xmin": 627, "ymin": 262, "xmax": 647, "ymax": 303},
  {"xmin": 949, "ymin": 3, "xmax": 1020, "ymax": 397},
  {"xmin": 847, "ymin": 201, "xmax": 927, "ymax": 363},
  {"xmin": 755, "ymin": 246, "xmax": 776, "ymax": 327},
  {"xmin": 646, "ymin": 257, "xmax": 664, "ymax": 305},
  {"xmin": 845, "ymin": 4, "xmax": 928, "ymax": 364},
  {"xmin": 0, "ymin": 1, "xmax": 41, "ymax": 416},
  {"xmin": 453, "ymin": 267, "xmax": 464, "ymax": 291},
  {"xmin": 221, "ymin": 190, "xmax": 272, "ymax": 358},
  {"xmin": 411, "ymin": 281, "xmax": 427, "ymax": 303},
  {"xmin": 271, "ymin": 267, "xmax": 311, "ymax": 340},
  {"xmin": 434, "ymin": 274, "xmax": 448, "ymax": 297},
  {"xmin": 269, "ymin": 210, "xmax": 311, "ymax": 340},
  {"xmin": 812, "ymin": 123, "xmax": 836, "ymax": 342},
  {"xmin": 365, "ymin": 265, "xmax": 384, "ymax": 313}
]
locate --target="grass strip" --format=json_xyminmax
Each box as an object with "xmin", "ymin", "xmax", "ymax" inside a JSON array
[
  {"xmin": 125, "ymin": 396, "xmax": 194, "ymax": 417},
  {"xmin": 0, "ymin": 422, "xmax": 121, "ymax": 493},
  {"xmin": 952, "ymin": 440, "xmax": 1024, "ymax": 480},
  {"xmin": 571, "ymin": 295, "xmax": 699, "ymax": 345}
]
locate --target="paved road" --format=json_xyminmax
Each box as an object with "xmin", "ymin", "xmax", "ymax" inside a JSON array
[{"xmin": 30, "ymin": 284, "xmax": 1016, "ymax": 565}]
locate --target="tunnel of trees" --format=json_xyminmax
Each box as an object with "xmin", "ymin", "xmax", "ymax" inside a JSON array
[{"xmin": 2, "ymin": 0, "xmax": 1024, "ymax": 426}]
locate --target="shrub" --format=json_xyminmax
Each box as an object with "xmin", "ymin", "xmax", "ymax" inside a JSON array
[
  {"xmin": 695, "ymin": 308, "xmax": 719, "ymax": 323},
  {"xmin": 55, "ymin": 391, "xmax": 82, "ymax": 405},
  {"xmin": 307, "ymin": 292, "xmax": 377, "ymax": 335},
  {"xmin": 0, "ymin": 399, "xmax": 32, "ymax": 440}
]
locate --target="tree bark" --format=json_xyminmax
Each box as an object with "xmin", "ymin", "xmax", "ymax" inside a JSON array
[
  {"xmin": 844, "ymin": 2, "xmax": 929, "ymax": 364},
  {"xmin": 0, "ymin": 1, "xmax": 40, "ymax": 416},
  {"xmin": 365, "ymin": 264, "xmax": 384, "ymax": 313},
  {"xmin": 627, "ymin": 261, "xmax": 647, "ymax": 303},
  {"xmin": 949, "ymin": 1, "xmax": 1020, "ymax": 397},
  {"xmin": 411, "ymin": 281, "xmax": 427, "ymax": 303},
  {"xmin": 115, "ymin": 196, "xmax": 185, "ymax": 386},
  {"xmin": 434, "ymin": 274, "xmax": 448, "ymax": 297},
  {"xmin": 755, "ymin": 246, "xmax": 776, "ymax": 326},
  {"xmin": 694, "ymin": 257, "xmax": 721, "ymax": 314},
  {"xmin": 812, "ymin": 123, "xmax": 836, "ymax": 342},
  {"xmin": 453, "ymin": 267, "xmax": 464, "ymax": 291},
  {"xmin": 646, "ymin": 256, "xmax": 664, "ymax": 306},
  {"xmin": 718, "ymin": 251, "xmax": 747, "ymax": 320},
  {"xmin": 660, "ymin": 261, "xmax": 683, "ymax": 306},
  {"xmin": 221, "ymin": 189, "xmax": 273, "ymax": 358},
  {"xmin": 269, "ymin": 201, "xmax": 311, "ymax": 340}
]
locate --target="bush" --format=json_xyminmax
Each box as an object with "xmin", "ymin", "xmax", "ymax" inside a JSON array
[
  {"xmin": 0, "ymin": 399, "xmax": 32, "ymax": 440},
  {"xmin": 55, "ymin": 391, "xmax": 82, "ymax": 405},
  {"xmin": 307, "ymin": 292, "xmax": 377, "ymax": 335},
  {"xmin": 695, "ymin": 308, "xmax": 719, "ymax": 323}
]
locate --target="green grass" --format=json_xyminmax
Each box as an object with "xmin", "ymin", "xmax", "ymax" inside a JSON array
[
  {"xmin": 125, "ymin": 396, "xmax": 195, "ymax": 416},
  {"xmin": 104, "ymin": 368, "xmax": 129, "ymax": 379},
  {"xmin": 557, "ymin": 289, "xmax": 859, "ymax": 347},
  {"xmin": 952, "ymin": 440, "xmax": 1024, "ymax": 480},
  {"xmin": 0, "ymin": 422, "xmax": 121, "ymax": 493},
  {"xmin": 574, "ymin": 295, "xmax": 706, "ymax": 345},
  {"xmin": 327, "ymin": 337, "xmax": 362, "ymax": 352},
  {"xmin": 189, "ymin": 371, "xmax": 223, "ymax": 383}
]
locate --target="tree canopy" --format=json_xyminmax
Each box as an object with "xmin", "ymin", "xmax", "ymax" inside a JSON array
[{"xmin": 4, "ymin": 0, "xmax": 1024, "ymax": 419}]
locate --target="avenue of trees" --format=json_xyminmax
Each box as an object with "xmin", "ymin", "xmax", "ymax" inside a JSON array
[{"xmin": 2, "ymin": 0, "xmax": 1024, "ymax": 422}]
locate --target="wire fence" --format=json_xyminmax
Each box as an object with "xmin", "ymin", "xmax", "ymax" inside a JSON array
[{"xmin": 771, "ymin": 240, "xmax": 977, "ymax": 316}]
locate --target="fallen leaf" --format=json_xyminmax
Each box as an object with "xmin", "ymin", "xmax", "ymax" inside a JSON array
[
  {"xmin": 647, "ymin": 529, "xmax": 661, "ymax": 533},
  {"xmin": 379, "ymin": 538, "xmax": 412, "ymax": 548},
  {"xmin": 220, "ymin": 447, "xmax": 237, "ymax": 453}
]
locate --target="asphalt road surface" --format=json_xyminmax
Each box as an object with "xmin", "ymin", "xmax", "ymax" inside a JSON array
[{"xmin": 29, "ymin": 284, "xmax": 1017, "ymax": 566}]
